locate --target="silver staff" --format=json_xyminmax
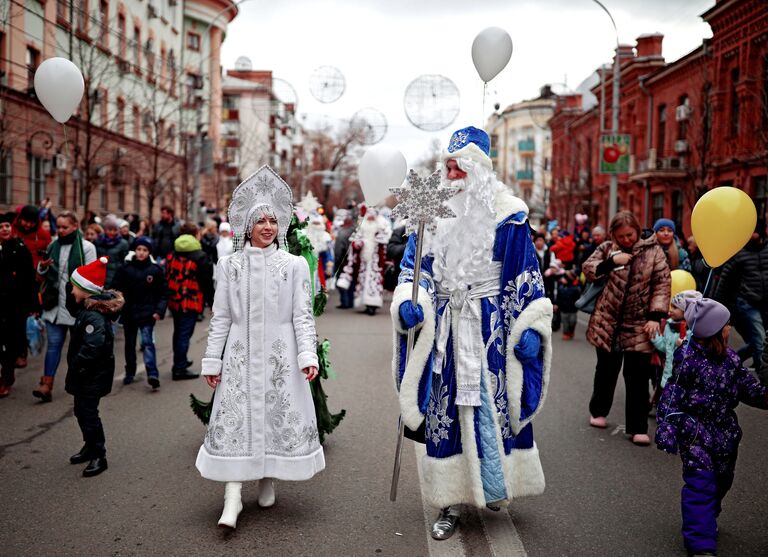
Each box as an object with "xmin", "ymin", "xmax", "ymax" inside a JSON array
[{"xmin": 389, "ymin": 169, "xmax": 459, "ymax": 501}]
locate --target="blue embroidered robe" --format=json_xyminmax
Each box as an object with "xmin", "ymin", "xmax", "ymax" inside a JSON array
[{"xmin": 391, "ymin": 195, "xmax": 552, "ymax": 509}]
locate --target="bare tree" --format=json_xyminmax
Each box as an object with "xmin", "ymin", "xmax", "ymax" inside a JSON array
[{"xmin": 412, "ymin": 137, "xmax": 442, "ymax": 175}]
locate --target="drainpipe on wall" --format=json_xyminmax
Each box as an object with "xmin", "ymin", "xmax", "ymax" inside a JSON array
[{"xmin": 639, "ymin": 76, "xmax": 653, "ymax": 228}]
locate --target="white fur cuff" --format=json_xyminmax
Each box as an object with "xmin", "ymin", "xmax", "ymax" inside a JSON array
[
  {"xmin": 297, "ymin": 351, "xmax": 319, "ymax": 371},
  {"xmin": 201, "ymin": 358, "xmax": 222, "ymax": 376}
]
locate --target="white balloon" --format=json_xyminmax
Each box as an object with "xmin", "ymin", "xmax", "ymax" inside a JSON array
[
  {"xmin": 358, "ymin": 144, "xmax": 407, "ymax": 206},
  {"xmin": 33, "ymin": 57, "xmax": 85, "ymax": 124},
  {"xmin": 471, "ymin": 27, "xmax": 513, "ymax": 83}
]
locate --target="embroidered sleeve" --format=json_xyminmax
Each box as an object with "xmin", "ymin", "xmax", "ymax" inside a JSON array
[
  {"xmin": 202, "ymin": 257, "xmax": 233, "ymax": 375},
  {"xmin": 292, "ymin": 257, "xmax": 318, "ymax": 370}
]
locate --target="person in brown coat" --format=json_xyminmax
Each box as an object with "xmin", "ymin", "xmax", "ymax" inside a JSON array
[{"xmin": 582, "ymin": 211, "xmax": 671, "ymax": 445}]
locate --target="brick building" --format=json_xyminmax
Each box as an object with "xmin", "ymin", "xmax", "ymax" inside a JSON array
[
  {"xmin": 549, "ymin": 0, "xmax": 768, "ymax": 236},
  {"xmin": 0, "ymin": 0, "xmax": 237, "ymax": 222}
]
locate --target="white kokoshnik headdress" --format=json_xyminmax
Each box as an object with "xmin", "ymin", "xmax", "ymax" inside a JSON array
[{"xmin": 228, "ymin": 165, "xmax": 293, "ymax": 251}]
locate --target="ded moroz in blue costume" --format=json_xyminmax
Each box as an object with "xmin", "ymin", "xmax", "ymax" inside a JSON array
[{"xmin": 392, "ymin": 126, "xmax": 552, "ymax": 539}]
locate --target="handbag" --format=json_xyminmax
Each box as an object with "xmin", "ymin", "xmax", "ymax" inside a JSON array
[{"xmin": 575, "ymin": 278, "xmax": 607, "ymax": 314}]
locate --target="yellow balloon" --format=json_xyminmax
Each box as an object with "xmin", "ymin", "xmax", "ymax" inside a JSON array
[
  {"xmin": 691, "ymin": 187, "xmax": 757, "ymax": 268},
  {"xmin": 670, "ymin": 270, "xmax": 696, "ymax": 297}
]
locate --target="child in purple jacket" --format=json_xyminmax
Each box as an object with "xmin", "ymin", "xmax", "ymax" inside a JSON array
[{"xmin": 655, "ymin": 298, "xmax": 768, "ymax": 557}]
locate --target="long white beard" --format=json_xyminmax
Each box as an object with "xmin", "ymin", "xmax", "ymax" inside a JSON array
[
  {"xmin": 426, "ymin": 159, "xmax": 500, "ymax": 291},
  {"xmin": 306, "ymin": 224, "xmax": 329, "ymax": 255},
  {"xmin": 359, "ymin": 218, "xmax": 380, "ymax": 262}
]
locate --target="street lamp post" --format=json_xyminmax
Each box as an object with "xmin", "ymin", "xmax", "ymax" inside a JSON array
[{"xmin": 592, "ymin": 0, "xmax": 620, "ymax": 220}]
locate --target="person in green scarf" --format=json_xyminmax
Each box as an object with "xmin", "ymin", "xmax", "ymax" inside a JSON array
[{"xmin": 35, "ymin": 211, "xmax": 97, "ymax": 402}]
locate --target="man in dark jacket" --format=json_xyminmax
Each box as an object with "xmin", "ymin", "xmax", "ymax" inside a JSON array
[
  {"xmin": 112, "ymin": 237, "xmax": 167, "ymax": 388},
  {"xmin": 94, "ymin": 217, "xmax": 129, "ymax": 288},
  {"xmin": 714, "ymin": 220, "xmax": 768, "ymax": 371},
  {"xmin": 0, "ymin": 212, "xmax": 39, "ymax": 397},
  {"xmin": 151, "ymin": 205, "xmax": 181, "ymax": 265},
  {"xmin": 333, "ymin": 214, "xmax": 355, "ymax": 309},
  {"xmin": 66, "ymin": 257, "xmax": 124, "ymax": 477},
  {"xmin": 165, "ymin": 223, "xmax": 213, "ymax": 379}
]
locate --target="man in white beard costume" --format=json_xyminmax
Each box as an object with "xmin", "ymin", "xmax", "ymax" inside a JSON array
[
  {"xmin": 305, "ymin": 213, "xmax": 333, "ymax": 291},
  {"xmin": 391, "ymin": 126, "xmax": 553, "ymax": 539},
  {"xmin": 337, "ymin": 208, "xmax": 392, "ymax": 315}
]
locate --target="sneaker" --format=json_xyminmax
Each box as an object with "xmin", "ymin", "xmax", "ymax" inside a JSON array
[
  {"xmin": 148, "ymin": 376, "xmax": 160, "ymax": 389},
  {"xmin": 589, "ymin": 416, "xmax": 607, "ymax": 428}
]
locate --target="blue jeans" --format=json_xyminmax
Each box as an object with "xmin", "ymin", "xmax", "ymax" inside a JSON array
[
  {"xmin": 734, "ymin": 297, "xmax": 768, "ymax": 367},
  {"xmin": 171, "ymin": 311, "xmax": 198, "ymax": 372},
  {"xmin": 44, "ymin": 321, "xmax": 72, "ymax": 377},
  {"xmin": 124, "ymin": 323, "xmax": 158, "ymax": 377},
  {"xmin": 339, "ymin": 287, "xmax": 354, "ymax": 308}
]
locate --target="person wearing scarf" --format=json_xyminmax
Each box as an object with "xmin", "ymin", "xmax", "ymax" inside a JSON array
[
  {"xmin": 94, "ymin": 217, "xmax": 130, "ymax": 288},
  {"xmin": 35, "ymin": 211, "xmax": 97, "ymax": 402}
]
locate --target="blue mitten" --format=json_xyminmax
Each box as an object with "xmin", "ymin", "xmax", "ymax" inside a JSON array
[
  {"xmin": 399, "ymin": 301, "xmax": 424, "ymax": 329},
  {"xmin": 514, "ymin": 329, "xmax": 541, "ymax": 362}
]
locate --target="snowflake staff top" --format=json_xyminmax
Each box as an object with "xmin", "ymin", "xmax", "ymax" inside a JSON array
[
  {"xmin": 390, "ymin": 169, "xmax": 460, "ymax": 234},
  {"xmin": 228, "ymin": 165, "xmax": 294, "ymax": 251}
]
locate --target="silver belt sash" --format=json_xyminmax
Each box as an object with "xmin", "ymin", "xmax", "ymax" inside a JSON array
[{"xmin": 435, "ymin": 278, "xmax": 500, "ymax": 407}]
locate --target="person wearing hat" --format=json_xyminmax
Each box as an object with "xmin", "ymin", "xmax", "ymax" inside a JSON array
[
  {"xmin": 112, "ymin": 237, "xmax": 167, "ymax": 388},
  {"xmin": 94, "ymin": 216, "xmax": 129, "ymax": 288},
  {"xmin": 65, "ymin": 256, "xmax": 125, "ymax": 477},
  {"xmin": 392, "ymin": 126, "xmax": 553, "ymax": 539},
  {"xmin": 655, "ymin": 297, "xmax": 768, "ymax": 557},
  {"xmin": 653, "ymin": 218, "xmax": 691, "ymax": 272},
  {"xmin": 0, "ymin": 212, "xmax": 39, "ymax": 397},
  {"xmin": 13, "ymin": 203, "xmax": 52, "ymax": 271},
  {"xmin": 36, "ymin": 211, "xmax": 97, "ymax": 402},
  {"xmin": 216, "ymin": 222, "xmax": 233, "ymax": 261},
  {"xmin": 651, "ymin": 289, "xmax": 701, "ymax": 392}
]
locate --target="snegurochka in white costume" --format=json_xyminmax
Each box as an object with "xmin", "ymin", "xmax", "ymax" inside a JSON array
[
  {"xmin": 392, "ymin": 126, "xmax": 553, "ymax": 540},
  {"xmin": 196, "ymin": 166, "xmax": 324, "ymax": 529}
]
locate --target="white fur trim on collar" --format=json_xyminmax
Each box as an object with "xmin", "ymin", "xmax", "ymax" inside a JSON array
[
  {"xmin": 494, "ymin": 189, "xmax": 529, "ymax": 224},
  {"xmin": 442, "ymin": 142, "xmax": 493, "ymax": 170}
]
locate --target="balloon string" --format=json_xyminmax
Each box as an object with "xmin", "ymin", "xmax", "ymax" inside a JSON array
[
  {"xmin": 482, "ymin": 82, "xmax": 487, "ymax": 127},
  {"xmin": 702, "ymin": 267, "xmax": 714, "ymax": 297},
  {"xmin": 61, "ymin": 124, "xmax": 71, "ymax": 160}
]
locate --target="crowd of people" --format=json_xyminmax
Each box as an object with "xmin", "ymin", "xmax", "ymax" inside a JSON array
[{"xmin": 1, "ymin": 126, "xmax": 768, "ymax": 556}]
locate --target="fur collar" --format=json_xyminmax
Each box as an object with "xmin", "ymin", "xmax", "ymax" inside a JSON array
[
  {"xmin": 84, "ymin": 289, "xmax": 125, "ymax": 316},
  {"xmin": 493, "ymin": 188, "xmax": 529, "ymax": 224}
]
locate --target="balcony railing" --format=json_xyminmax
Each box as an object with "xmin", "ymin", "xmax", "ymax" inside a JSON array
[{"xmin": 517, "ymin": 169, "xmax": 534, "ymax": 181}]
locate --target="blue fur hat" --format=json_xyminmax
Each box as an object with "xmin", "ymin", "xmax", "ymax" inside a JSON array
[
  {"xmin": 441, "ymin": 126, "xmax": 493, "ymax": 169},
  {"xmin": 653, "ymin": 218, "xmax": 676, "ymax": 233}
]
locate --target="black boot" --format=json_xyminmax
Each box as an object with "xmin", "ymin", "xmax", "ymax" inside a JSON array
[
  {"xmin": 69, "ymin": 445, "xmax": 90, "ymax": 464},
  {"xmin": 83, "ymin": 457, "xmax": 108, "ymax": 477},
  {"xmin": 172, "ymin": 369, "xmax": 200, "ymax": 380}
]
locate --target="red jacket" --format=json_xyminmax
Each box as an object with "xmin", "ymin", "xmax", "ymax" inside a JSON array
[
  {"xmin": 550, "ymin": 234, "xmax": 576, "ymax": 263},
  {"xmin": 13, "ymin": 220, "xmax": 51, "ymax": 270}
]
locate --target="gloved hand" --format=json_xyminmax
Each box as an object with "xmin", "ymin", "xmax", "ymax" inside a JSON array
[
  {"xmin": 399, "ymin": 301, "xmax": 424, "ymax": 329},
  {"xmin": 514, "ymin": 329, "xmax": 541, "ymax": 362},
  {"xmin": 654, "ymin": 422, "xmax": 678, "ymax": 455}
]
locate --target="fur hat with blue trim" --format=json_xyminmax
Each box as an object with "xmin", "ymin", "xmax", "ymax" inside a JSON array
[{"xmin": 441, "ymin": 126, "xmax": 493, "ymax": 170}]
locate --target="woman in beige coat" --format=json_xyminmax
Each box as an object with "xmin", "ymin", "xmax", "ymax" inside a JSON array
[{"xmin": 582, "ymin": 211, "xmax": 671, "ymax": 445}]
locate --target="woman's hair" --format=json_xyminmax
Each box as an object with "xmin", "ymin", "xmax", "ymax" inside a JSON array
[
  {"xmin": 699, "ymin": 328, "xmax": 729, "ymax": 360},
  {"xmin": 608, "ymin": 210, "xmax": 641, "ymax": 240},
  {"xmin": 57, "ymin": 210, "xmax": 79, "ymax": 225},
  {"xmin": 665, "ymin": 239, "xmax": 681, "ymax": 269},
  {"xmin": 86, "ymin": 223, "xmax": 103, "ymax": 236}
]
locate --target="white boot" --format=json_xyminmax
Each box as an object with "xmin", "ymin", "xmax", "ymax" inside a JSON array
[
  {"xmin": 257, "ymin": 478, "xmax": 275, "ymax": 508},
  {"xmin": 217, "ymin": 482, "xmax": 243, "ymax": 528}
]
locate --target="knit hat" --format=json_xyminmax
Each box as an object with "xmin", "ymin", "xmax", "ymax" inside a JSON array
[
  {"xmin": 653, "ymin": 218, "xmax": 676, "ymax": 233},
  {"xmin": 671, "ymin": 289, "xmax": 702, "ymax": 311},
  {"xmin": 131, "ymin": 236, "xmax": 153, "ymax": 253},
  {"xmin": 0, "ymin": 211, "xmax": 15, "ymax": 224},
  {"xmin": 70, "ymin": 256, "xmax": 109, "ymax": 294},
  {"xmin": 102, "ymin": 216, "xmax": 119, "ymax": 231},
  {"xmin": 19, "ymin": 204, "xmax": 39, "ymax": 222},
  {"xmin": 684, "ymin": 297, "xmax": 730, "ymax": 339},
  {"xmin": 441, "ymin": 126, "xmax": 493, "ymax": 170}
]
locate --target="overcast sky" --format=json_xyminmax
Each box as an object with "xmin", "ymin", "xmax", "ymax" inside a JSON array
[{"xmin": 220, "ymin": 0, "xmax": 714, "ymax": 166}]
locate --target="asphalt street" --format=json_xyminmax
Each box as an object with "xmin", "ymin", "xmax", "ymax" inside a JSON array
[{"xmin": 1, "ymin": 296, "xmax": 767, "ymax": 556}]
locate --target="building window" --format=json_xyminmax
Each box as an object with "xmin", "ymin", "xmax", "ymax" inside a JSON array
[
  {"xmin": 671, "ymin": 190, "xmax": 683, "ymax": 229},
  {"xmin": 145, "ymin": 38, "xmax": 155, "ymax": 82},
  {"xmin": 187, "ymin": 32, "xmax": 201, "ymax": 52},
  {"xmin": 99, "ymin": 1, "xmax": 109, "ymax": 48},
  {"xmin": 160, "ymin": 45, "xmax": 167, "ymax": 88},
  {"xmin": 754, "ymin": 175, "xmax": 768, "ymax": 224},
  {"xmin": 76, "ymin": 0, "xmax": 88, "ymax": 33},
  {"xmin": 26, "ymin": 46, "xmax": 40, "ymax": 90},
  {"xmin": 28, "ymin": 156, "xmax": 45, "ymax": 204},
  {"xmin": 652, "ymin": 192, "xmax": 665, "ymax": 223},
  {"xmin": 0, "ymin": 150, "xmax": 11, "ymax": 204},
  {"xmin": 169, "ymin": 49, "xmax": 177, "ymax": 95},
  {"xmin": 657, "ymin": 104, "xmax": 667, "ymax": 156},
  {"xmin": 730, "ymin": 68, "xmax": 740, "ymax": 137},
  {"xmin": 99, "ymin": 182, "xmax": 107, "ymax": 210},
  {"xmin": 677, "ymin": 95, "xmax": 689, "ymax": 140},
  {"xmin": 133, "ymin": 105, "xmax": 140, "ymax": 140},
  {"xmin": 116, "ymin": 185, "xmax": 124, "ymax": 211},
  {"xmin": 56, "ymin": 0, "xmax": 69, "ymax": 24},
  {"xmin": 118, "ymin": 13, "xmax": 127, "ymax": 59},
  {"xmin": 134, "ymin": 178, "xmax": 141, "ymax": 212},
  {"xmin": 57, "ymin": 172, "xmax": 66, "ymax": 207},
  {"xmin": 116, "ymin": 98, "xmax": 125, "ymax": 135},
  {"xmin": 133, "ymin": 26, "xmax": 141, "ymax": 68},
  {"xmin": 185, "ymin": 72, "xmax": 201, "ymax": 106}
]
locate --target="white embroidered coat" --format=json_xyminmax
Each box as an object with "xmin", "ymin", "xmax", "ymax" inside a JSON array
[{"xmin": 196, "ymin": 244, "xmax": 325, "ymax": 482}]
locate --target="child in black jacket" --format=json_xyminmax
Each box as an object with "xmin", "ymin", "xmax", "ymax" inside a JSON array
[
  {"xmin": 113, "ymin": 237, "xmax": 167, "ymax": 388},
  {"xmin": 556, "ymin": 268, "xmax": 582, "ymax": 340},
  {"xmin": 66, "ymin": 256, "xmax": 124, "ymax": 477}
]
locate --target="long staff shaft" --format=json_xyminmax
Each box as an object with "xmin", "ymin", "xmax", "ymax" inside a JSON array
[{"xmin": 390, "ymin": 221, "xmax": 426, "ymax": 501}]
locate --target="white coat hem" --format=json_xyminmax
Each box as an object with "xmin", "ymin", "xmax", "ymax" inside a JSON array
[{"xmin": 195, "ymin": 445, "xmax": 325, "ymax": 482}]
